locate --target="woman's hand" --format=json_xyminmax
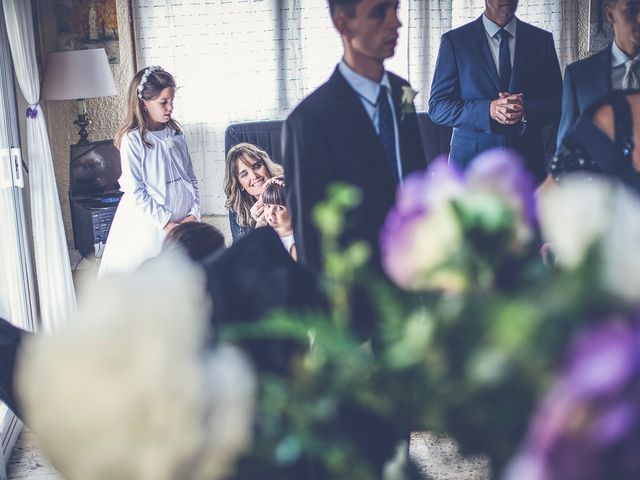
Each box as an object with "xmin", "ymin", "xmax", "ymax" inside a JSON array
[
  {"xmin": 179, "ymin": 215, "xmax": 198, "ymax": 224},
  {"xmin": 250, "ymin": 198, "xmax": 265, "ymax": 226}
]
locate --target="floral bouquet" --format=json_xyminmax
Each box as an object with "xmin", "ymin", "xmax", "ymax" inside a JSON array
[{"xmin": 220, "ymin": 149, "xmax": 640, "ymax": 479}]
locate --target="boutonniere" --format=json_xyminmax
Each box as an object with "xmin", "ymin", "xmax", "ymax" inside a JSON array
[{"xmin": 400, "ymin": 86, "xmax": 418, "ymax": 121}]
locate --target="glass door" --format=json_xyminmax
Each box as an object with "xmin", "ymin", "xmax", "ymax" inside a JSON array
[{"xmin": 0, "ymin": 0, "xmax": 37, "ymax": 472}]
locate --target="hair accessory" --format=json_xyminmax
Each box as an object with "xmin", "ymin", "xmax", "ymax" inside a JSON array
[
  {"xmin": 137, "ymin": 66, "xmax": 163, "ymax": 99},
  {"xmin": 263, "ymin": 177, "xmax": 285, "ymax": 189}
]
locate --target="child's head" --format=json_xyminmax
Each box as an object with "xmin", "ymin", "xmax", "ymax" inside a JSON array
[
  {"xmin": 116, "ymin": 66, "xmax": 181, "ymax": 149},
  {"xmin": 162, "ymin": 222, "xmax": 226, "ymax": 262},
  {"xmin": 261, "ymin": 176, "xmax": 292, "ymax": 235}
]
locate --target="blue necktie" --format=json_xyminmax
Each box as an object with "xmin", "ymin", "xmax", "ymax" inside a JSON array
[
  {"xmin": 498, "ymin": 29, "xmax": 512, "ymax": 92},
  {"xmin": 377, "ymin": 86, "xmax": 398, "ymax": 182}
]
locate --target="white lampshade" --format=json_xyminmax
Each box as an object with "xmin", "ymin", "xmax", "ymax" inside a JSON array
[{"xmin": 42, "ymin": 48, "xmax": 117, "ymax": 101}]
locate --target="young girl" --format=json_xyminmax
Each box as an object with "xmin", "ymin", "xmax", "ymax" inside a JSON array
[
  {"xmin": 99, "ymin": 66, "xmax": 200, "ymax": 276},
  {"xmin": 261, "ymin": 176, "xmax": 296, "ymax": 261}
]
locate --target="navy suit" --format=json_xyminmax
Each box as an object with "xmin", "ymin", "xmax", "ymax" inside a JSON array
[
  {"xmin": 556, "ymin": 46, "xmax": 612, "ymax": 150},
  {"xmin": 429, "ymin": 16, "xmax": 562, "ymax": 182},
  {"xmin": 283, "ymin": 67, "xmax": 426, "ymax": 274}
]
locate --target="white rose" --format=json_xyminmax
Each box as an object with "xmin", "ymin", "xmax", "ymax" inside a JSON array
[
  {"xmin": 401, "ymin": 85, "xmax": 418, "ymax": 105},
  {"xmin": 539, "ymin": 175, "xmax": 640, "ymax": 302},
  {"xmin": 538, "ymin": 175, "xmax": 611, "ymax": 268},
  {"xmin": 18, "ymin": 253, "xmax": 255, "ymax": 480}
]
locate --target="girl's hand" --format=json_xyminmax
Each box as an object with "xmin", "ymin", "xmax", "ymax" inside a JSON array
[
  {"xmin": 180, "ymin": 215, "xmax": 198, "ymax": 224},
  {"xmin": 250, "ymin": 198, "xmax": 265, "ymax": 225},
  {"xmin": 163, "ymin": 221, "xmax": 179, "ymax": 233}
]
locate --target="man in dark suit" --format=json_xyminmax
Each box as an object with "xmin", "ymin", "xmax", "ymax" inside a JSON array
[
  {"xmin": 428, "ymin": 0, "xmax": 562, "ymax": 182},
  {"xmin": 557, "ymin": 0, "xmax": 640, "ymax": 150},
  {"xmin": 283, "ymin": 0, "xmax": 426, "ymax": 273}
]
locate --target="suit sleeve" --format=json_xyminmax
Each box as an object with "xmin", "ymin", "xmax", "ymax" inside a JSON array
[
  {"xmin": 523, "ymin": 32, "xmax": 562, "ymax": 129},
  {"xmin": 282, "ymin": 110, "xmax": 333, "ymax": 273},
  {"xmin": 428, "ymin": 34, "xmax": 492, "ymax": 133},
  {"xmin": 556, "ymin": 64, "xmax": 579, "ymax": 151},
  {"xmin": 119, "ymin": 134, "xmax": 172, "ymax": 229}
]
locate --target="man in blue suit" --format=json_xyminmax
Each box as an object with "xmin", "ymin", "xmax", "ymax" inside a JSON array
[
  {"xmin": 557, "ymin": 0, "xmax": 640, "ymax": 150},
  {"xmin": 429, "ymin": 0, "xmax": 562, "ymax": 182}
]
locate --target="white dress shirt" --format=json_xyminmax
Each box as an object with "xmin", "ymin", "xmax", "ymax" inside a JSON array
[
  {"xmin": 482, "ymin": 14, "xmax": 517, "ymax": 76},
  {"xmin": 338, "ymin": 60, "xmax": 403, "ymax": 180},
  {"xmin": 611, "ymin": 40, "xmax": 639, "ymax": 89}
]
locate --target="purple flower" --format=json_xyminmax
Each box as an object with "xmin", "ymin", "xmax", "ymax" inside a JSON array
[
  {"xmin": 25, "ymin": 106, "xmax": 38, "ymax": 119},
  {"xmin": 466, "ymin": 148, "xmax": 537, "ymax": 226},
  {"xmin": 505, "ymin": 315, "xmax": 640, "ymax": 480},
  {"xmin": 380, "ymin": 150, "xmax": 536, "ymax": 292},
  {"xmin": 563, "ymin": 317, "xmax": 639, "ymax": 399},
  {"xmin": 380, "ymin": 157, "xmax": 465, "ymax": 291}
]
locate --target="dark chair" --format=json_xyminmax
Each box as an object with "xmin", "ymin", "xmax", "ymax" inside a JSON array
[
  {"xmin": 223, "ymin": 112, "xmax": 451, "ymax": 166},
  {"xmin": 224, "ymin": 120, "xmax": 285, "ymax": 164},
  {"xmin": 223, "ymin": 113, "xmax": 452, "ymax": 241}
]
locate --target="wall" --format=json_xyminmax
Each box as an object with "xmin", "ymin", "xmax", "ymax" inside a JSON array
[
  {"xmin": 34, "ymin": 0, "xmax": 233, "ymax": 249},
  {"xmin": 35, "ymin": 0, "xmax": 134, "ymax": 248},
  {"xmin": 30, "ymin": 1, "xmax": 593, "ymax": 250}
]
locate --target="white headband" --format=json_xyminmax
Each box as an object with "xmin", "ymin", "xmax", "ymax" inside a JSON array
[{"xmin": 137, "ymin": 66, "xmax": 163, "ymax": 99}]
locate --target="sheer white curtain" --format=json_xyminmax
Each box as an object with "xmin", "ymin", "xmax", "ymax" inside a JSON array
[
  {"xmin": 3, "ymin": 0, "xmax": 75, "ymax": 333},
  {"xmin": 406, "ymin": 0, "xmax": 453, "ymax": 110},
  {"xmin": 132, "ymin": 1, "xmax": 578, "ymax": 213},
  {"xmin": 132, "ymin": 0, "xmax": 342, "ymax": 215}
]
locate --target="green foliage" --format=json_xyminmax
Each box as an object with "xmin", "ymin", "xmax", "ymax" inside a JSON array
[{"xmin": 220, "ymin": 182, "xmax": 629, "ymax": 479}]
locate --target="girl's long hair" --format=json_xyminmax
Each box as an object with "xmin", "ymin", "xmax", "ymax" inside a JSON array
[
  {"xmin": 115, "ymin": 67, "xmax": 181, "ymax": 150},
  {"xmin": 223, "ymin": 143, "xmax": 284, "ymax": 228}
]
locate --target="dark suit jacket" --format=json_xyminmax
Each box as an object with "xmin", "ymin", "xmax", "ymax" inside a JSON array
[
  {"xmin": 282, "ymin": 67, "xmax": 427, "ymax": 273},
  {"xmin": 557, "ymin": 46, "xmax": 612, "ymax": 150},
  {"xmin": 0, "ymin": 317, "xmax": 26, "ymax": 417},
  {"xmin": 429, "ymin": 16, "xmax": 562, "ymax": 181}
]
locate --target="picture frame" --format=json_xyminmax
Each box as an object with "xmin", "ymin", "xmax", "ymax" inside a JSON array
[{"xmin": 52, "ymin": 0, "xmax": 120, "ymax": 64}]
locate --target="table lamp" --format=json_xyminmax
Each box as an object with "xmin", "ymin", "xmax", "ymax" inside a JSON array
[{"xmin": 42, "ymin": 48, "xmax": 117, "ymax": 144}]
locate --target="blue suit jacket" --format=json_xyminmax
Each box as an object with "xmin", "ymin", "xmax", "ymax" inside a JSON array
[
  {"xmin": 556, "ymin": 46, "xmax": 612, "ymax": 150},
  {"xmin": 429, "ymin": 16, "xmax": 562, "ymax": 181}
]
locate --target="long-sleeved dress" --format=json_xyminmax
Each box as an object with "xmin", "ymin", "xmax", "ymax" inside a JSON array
[{"xmin": 98, "ymin": 127, "xmax": 200, "ymax": 276}]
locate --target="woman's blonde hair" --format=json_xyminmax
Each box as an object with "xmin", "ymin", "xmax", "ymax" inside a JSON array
[
  {"xmin": 114, "ymin": 67, "xmax": 181, "ymax": 150},
  {"xmin": 223, "ymin": 143, "xmax": 284, "ymax": 228}
]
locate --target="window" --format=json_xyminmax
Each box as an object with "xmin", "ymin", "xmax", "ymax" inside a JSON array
[{"xmin": 132, "ymin": 1, "xmax": 577, "ymax": 215}]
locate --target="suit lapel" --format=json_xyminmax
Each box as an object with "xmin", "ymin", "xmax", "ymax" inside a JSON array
[
  {"xmin": 592, "ymin": 46, "xmax": 612, "ymax": 97},
  {"xmin": 390, "ymin": 77, "xmax": 411, "ymax": 176},
  {"xmin": 331, "ymin": 68, "xmax": 397, "ymax": 188},
  {"xmin": 473, "ymin": 16, "xmax": 501, "ymax": 92},
  {"xmin": 510, "ymin": 19, "xmax": 528, "ymax": 92}
]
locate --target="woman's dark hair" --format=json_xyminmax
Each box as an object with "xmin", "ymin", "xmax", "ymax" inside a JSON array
[
  {"xmin": 162, "ymin": 222, "xmax": 226, "ymax": 262},
  {"xmin": 261, "ymin": 175, "xmax": 287, "ymax": 207},
  {"xmin": 115, "ymin": 67, "xmax": 181, "ymax": 149}
]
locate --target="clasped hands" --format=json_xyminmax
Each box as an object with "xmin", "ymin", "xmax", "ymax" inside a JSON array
[{"xmin": 490, "ymin": 92, "xmax": 524, "ymax": 125}]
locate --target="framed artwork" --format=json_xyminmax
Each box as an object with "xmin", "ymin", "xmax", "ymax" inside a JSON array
[
  {"xmin": 589, "ymin": 0, "xmax": 614, "ymax": 54},
  {"xmin": 53, "ymin": 0, "xmax": 120, "ymax": 64}
]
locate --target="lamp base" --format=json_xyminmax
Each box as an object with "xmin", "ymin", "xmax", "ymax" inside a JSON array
[{"xmin": 74, "ymin": 113, "xmax": 91, "ymax": 144}]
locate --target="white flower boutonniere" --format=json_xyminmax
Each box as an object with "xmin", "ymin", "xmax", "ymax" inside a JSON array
[{"xmin": 400, "ymin": 86, "xmax": 418, "ymax": 121}]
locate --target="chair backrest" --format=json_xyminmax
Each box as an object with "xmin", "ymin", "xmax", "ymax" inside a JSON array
[
  {"xmin": 223, "ymin": 112, "xmax": 452, "ymax": 166},
  {"xmin": 224, "ymin": 120, "xmax": 284, "ymax": 165}
]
